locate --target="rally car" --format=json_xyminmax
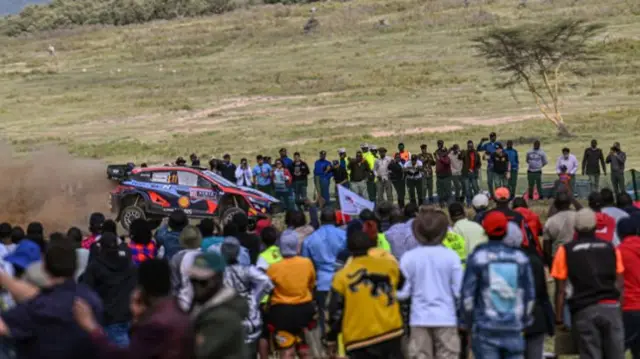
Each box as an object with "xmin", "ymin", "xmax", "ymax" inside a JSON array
[{"xmin": 108, "ymin": 165, "xmax": 279, "ymax": 230}]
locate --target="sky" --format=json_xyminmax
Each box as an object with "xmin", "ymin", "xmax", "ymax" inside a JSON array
[{"xmin": 0, "ymin": 0, "xmax": 51, "ymax": 16}]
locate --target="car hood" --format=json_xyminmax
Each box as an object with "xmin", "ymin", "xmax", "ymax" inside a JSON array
[{"xmin": 239, "ymin": 186, "xmax": 280, "ymax": 203}]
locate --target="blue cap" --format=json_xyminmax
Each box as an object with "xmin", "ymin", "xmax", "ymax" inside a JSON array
[{"xmin": 4, "ymin": 240, "xmax": 41, "ymax": 270}]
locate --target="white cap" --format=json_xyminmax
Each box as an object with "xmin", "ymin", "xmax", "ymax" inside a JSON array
[
  {"xmin": 338, "ymin": 148, "xmax": 346, "ymax": 154},
  {"xmin": 370, "ymin": 145, "xmax": 378, "ymax": 150},
  {"xmin": 360, "ymin": 143, "xmax": 369, "ymax": 148},
  {"xmin": 472, "ymin": 193, "xmax": 489, "ymax": 209}
]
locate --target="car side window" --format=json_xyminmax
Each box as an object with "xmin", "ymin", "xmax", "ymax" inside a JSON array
[
  {"xmin": 197, "ymin": 176, "xmax": 214, "ymax": 189},
  {"xmin": 151, "ymin": 171, "xmax": 171, "ymax": 183},
  {"xmin": 178, "ymin": 171, "xmax": 199, "ymax": 187}
]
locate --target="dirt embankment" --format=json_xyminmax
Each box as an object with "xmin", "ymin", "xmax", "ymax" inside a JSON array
[{"xmin": 0, "ymin": 144, "xmax": 114, "ymax": 234}]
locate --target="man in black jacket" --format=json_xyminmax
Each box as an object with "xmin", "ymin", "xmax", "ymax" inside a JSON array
[
  {"xmin": 292, "ymin": 152, "xmax": 311, "ymax": 207},
  {"xmin": 82, "ymin": 233, "xmax": 137, "ymax": 347},
  {"xmin": 219, "ymin": 154, "xmax": 237, "ymax": 183},
  {"xmin": 389, "ymin": 153, "xmax": 406, "ymax": 208},
  {"xmin": 582, "ymin": 139, "xmax": 606, "ymax": 193}
]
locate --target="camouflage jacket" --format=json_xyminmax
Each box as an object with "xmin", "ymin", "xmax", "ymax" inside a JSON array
[{"xmin": 417, "ymin": 153, "xmax": 436, "ymax": 177}]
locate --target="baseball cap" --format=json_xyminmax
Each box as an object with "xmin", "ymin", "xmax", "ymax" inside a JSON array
[
  {"xmin": 494, "ymin": 187, "xmax": 510, "ymax": 202},
  {"xmin": 378, "ymin": 147, "xmax": 387, "ymax": 152},
  {"xmin": 482, "ymin": 211, "xmax": 508, "ymax": 237},
  {"xmin": 360, "ymin": 143, "xmax": 369, "ymax": 148},
  {"xmin": 472, "ymin": 193, "xmax": 489, "ymax": 209},
  {"xmin": 279, "ymin": 231, "xmax": 299, "ymax": 257},
  {"xmin": 420, "ymin": 144, "xmax": 427, "ymax": 149},
  {"xmin": 448, "ymin": 202, "xmax": 465, "ymax": 218},
  {"xmin": 220, "ymin": 237, "xmax": 241, "ymax": 262},
  {"xmin": 370, "ymin": 145, "xmax": 378, "ymax": 150},
  {"xmin": 338, "ymin": 148, "xmax": 346, "ymax": 154},
  {"xmin": 495, "ymin": 143, "xmax": 504, "ymax": 150},
  {"xmin": 575, "ymin": 208, "xmax": 597, "ymax": 232},
  {"xmin": 254, "ymin": 218, "xmax": 272, "ymax": 236},
  {"xmin": 188, "ymin": 252, "xmax": 226, "ymax": 280},
  {"xmin": 319, "ymin": 150, "xmax": 327, "ymax": 155},
  {"xmin": 5, "ymin": 239, "xmax": 41, "ymax": 270}
]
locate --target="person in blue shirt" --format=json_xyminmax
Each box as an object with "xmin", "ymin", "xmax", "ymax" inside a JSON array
[
  {"xmin": 477, "ymin": 132, "xmax": 503, "ymax": 198},
  {"xmin": 505, "ymin": 140, "xmax": 519, "ymax": 199},
  {"xmin": 252, "ymin": 155, "xmax": 273, "ymax": 196},
  {"xmin": 279, "ymin": 148, "xmax": 294, "ymax": 172},
  {"xmin": 313, "ymin": 151, "xmax": 333, "ymax": 207},
  {"xmin": 301, "ymin": 208, "xmax": 346, "ymax": 335},
  {"xmin": 461, "ymin": 211, "xmax": 535, "ymax": 359}
]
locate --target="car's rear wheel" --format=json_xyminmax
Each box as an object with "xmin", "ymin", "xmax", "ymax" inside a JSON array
[
  {"xmin": 120, "ymin": 205, "xmax": 146, "ymax": 231},
  {"xmin": 221, "ymin": 207, "xmax": 245, "ymax": 227}
]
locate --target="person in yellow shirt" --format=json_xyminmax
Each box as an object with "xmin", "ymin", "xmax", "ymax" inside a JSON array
[
  {"xmin": 266, "ymin": 231, "xmax": 316, "ymax": 359},
  {"xmin": 362, "ymin": 144, "xmax": 378, "ymax": 202},
  {"xmin": 326, "ymin": 230, "xmax": 404, "ymax": 359}
]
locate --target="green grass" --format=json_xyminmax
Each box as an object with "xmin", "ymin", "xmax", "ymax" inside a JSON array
[{"xmin": 0, "ymin": 0, "xmax": 639, "ymax": 168}]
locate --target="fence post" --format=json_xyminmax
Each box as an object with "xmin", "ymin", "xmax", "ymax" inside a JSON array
[{"xmin": 633, "ymin": 169, "xmax": 639, "ymax": 201}]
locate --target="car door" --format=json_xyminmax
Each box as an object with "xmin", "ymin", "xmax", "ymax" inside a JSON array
[
  {"xmin": 177, "ymin": 171, "xmax": 222, "ymax": 216},
  {"xmin": 144, "ymin": 170, "xmax": 181, "ymax": 214}
]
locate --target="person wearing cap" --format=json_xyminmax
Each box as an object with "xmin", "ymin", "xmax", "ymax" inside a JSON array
[
  {"xmin": 220, "ymin": 237, "xmax": 273, "ymax": 356},
  {"xmin": 175, "ymin": 156, "xmax": 187, "ymax": 166},
  {"xmin": 235, "ymin": 157, "xmax": 252, "ymax": 187},
  {"xmin": 490, "ymin": 143, "xmax": 511, "ymax": 190},
  {"xmin": 253, "ymin": 155, "xmax": 274, "ymax": 196},
  {"xmin": 505, "ymin": 140, "xmax": 519, "ymax": 199},
  {"xmin": 450, "ymin": 202, "xmax": 487, "ymax": 255},
  {"xmin": 461, "ymin": 211, "xmax": 535, "ymax": 359},
  {"xmin": 556, "ymin": 147, "xmax": 578, "ymax": 191},
  {"xmin": 347, "ymin": 151, "xmax": 371, "ymax": 199},
  {"xmin": 512, "ymin": 197, "xmax": 543, "ymax": 256},
  {"xmin": 326, "ymin": 230, "xmax": 404, "ymax": 359},
  {"xmin": 405, "ymin": 154, "xmax": 424, "ymax": 206},
  {"xmin": 279, "ymin": 148, "xmax": 294, "ymax": 172},
  {"xmin": 587, "ymin": 191, "xmax": 619, "ymax": 246},
  {"xmin": 461, "ymin": 140, "xmax": 482, "ymax": 206},
  {"xmin": 471, "ymin": 193, "xmax": 490, "ymax": 223},
  {"xmin": 187, "ymin": 253, "xmax": 248, "ymax": 358},
  {"xmin": 418, "ymin": 144, "xmax": 436, "ymax": 204},
  {"xmin": 314, "ymin": 151, "xmax": 333, "ymax": 207},
  {"xmin": 434, "ymin": 140, "xmax": 453, "ymax": 207},
  {"xmin": 82, "ymin": 213, "xmax": 105, "ymax": 250},
  {"xmin": 363, "ymin": 145, "xmax": 378, "ymax": 202},
  {"xmin": 526, "ymin": 140, "xmax": 548, "ymax": 200},
  {"xmin": 374, "ymin": 147, "xmax": 394, "ymax": 204},
  {"xmin": 607, "ymin": 141, "xmax": 627, "ymax": 195},
  {"xmin": 551, "ymin": 208, "xmax": 625, "ymax": 359},
  {"xmin": 292, "ymin": 152, "xmax": 311, "ymax": 207},
  {"xmin": 394, "ymin": 143, "xmax": 411, "ymax": 164},
  {"xmin": 220, "ymin": 153, "xmax": 237, "ymax": 183},
  {"xmin": 331, "ymin": 159, "xmax": 349, "ymax": 207},
  {"xmin": 389, "ymin": 153, "xmax": 406, "ymax": 208},
  {"xmin": 267, "ymin": 231, "xmax": 316, "ymax": 359},
  {"xmin": 169, "ymin": 225, "xmax": 203, "ymax": 311},
  {"xmin": 398, "ymin": 209, "xmax": 463, "ymax": 359},
  {"xmin": 477, "ymin": 132, "xmax": 502, "ymax": 198}
]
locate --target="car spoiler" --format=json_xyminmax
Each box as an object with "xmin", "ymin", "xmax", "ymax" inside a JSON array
[{"xmin": 107, "ymin": 164, "xmax": 134, "ymax": 181}]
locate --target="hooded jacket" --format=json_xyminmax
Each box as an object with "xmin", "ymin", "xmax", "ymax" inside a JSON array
[
  {"xmin": 155, "ymin": 226, "xmax": 183, "ymax": 260},
  {"xmin": 82, "ymin": 247, "xmax": 137, "ymax": 325},
  {"xmin": 619, "ymin": 235, "xmax": 640, "ymax": 311},
  {"xmin": 191, "ymin": 287, "xmax": 249, "ymax": 359}
]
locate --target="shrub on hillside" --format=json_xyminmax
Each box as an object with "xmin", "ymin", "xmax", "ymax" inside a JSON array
[{"xmin": 1, "ymin": 0, "xmax": 234, "ymax": 36}]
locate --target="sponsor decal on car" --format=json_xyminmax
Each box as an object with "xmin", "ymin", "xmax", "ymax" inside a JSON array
[{"xmin": 178, "ymin": 196, "xmax": 190, "ymax": 208}]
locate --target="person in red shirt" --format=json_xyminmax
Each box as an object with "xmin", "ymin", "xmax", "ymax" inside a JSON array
[
  {"xmin": 617, "ymin": 214, "xmax": 640, "ymax": 357},
  {"xmin": 512, "ymin": 197, "xmax": 543, "ymax": 258},
  {"xmin": 588, "ymin": 192, "xmax": 618, "ymax": 245}
]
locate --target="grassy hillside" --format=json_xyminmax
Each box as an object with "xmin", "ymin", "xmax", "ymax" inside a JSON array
[{"xmin": 0, "ymin": 0, "xmax": 639, "ymax": 169}]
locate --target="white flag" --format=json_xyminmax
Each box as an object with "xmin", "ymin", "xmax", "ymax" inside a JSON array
[{"xmin": 338, "ymin": 185, "xmax": 375, "ymax": 215}]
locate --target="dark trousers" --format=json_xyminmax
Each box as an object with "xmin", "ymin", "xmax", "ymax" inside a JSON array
[
  {"xmin": 451, "ymin": 174, "xmax": 464, "ymax": 201},
  {"xmin": 612, "ymin": 171, "xmax": 625, "ymax": 195},
  {"xmin": 348, "ymin": 337, "xmax": 404, "ymax": 359},
  {"xmin": 314, "ymin": 290, "xmax": 328, "ymax": 336},
  {"xmin": 464, "ymin": 172, "xmax": 480, "ymax": 203},
  {"xmin": 527, "ymin": 171, "xmax": 543, "ymax": 199},
  {"xmin": 367, "ymin": 179, "xmax": 377, "ymax": 202},
  {"xmin": 572, "ymin": 303, "xmax": 624, "ymax": 359},
  {"xmin": 392, "ymin": 179, "xmax": 406, "ymax": 208},
  {"xmin": 422, "ymin": 176, "xmax": 434, "ymax": 202},
  {"xmin": 509, "ymin": 169, "xmax": 519, "ymax": 198},
  {"xmin": 624, "ymin": 310, "xmax": 640, "ymax": 359},
  {"xmin": 293, "ymin": 180, "xmax": 308, "ymax": 204},
  {"xmin": 436, "ymin": 175, "xmax": 452, "ymax": 206},
  {"xmin": 407, "ymin": 178, "xmax": 423, "ymax": 205}
]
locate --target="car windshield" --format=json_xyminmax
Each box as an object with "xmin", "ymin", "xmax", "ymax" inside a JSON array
[{"xmin": 204, "ymin": 171, "xmax": 238, "ymax": 188}]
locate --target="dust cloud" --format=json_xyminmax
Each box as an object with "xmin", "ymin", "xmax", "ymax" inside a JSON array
[{"xmin": 0, "ymin": 143, "xmax": 115, "ymax": 234}]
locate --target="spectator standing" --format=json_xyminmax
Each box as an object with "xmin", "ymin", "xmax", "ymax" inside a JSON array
[
  {"xmin": 348, "ymin": 152, "xmax": 370, "ymax": 199},
  {"xmin": 389, "ymin": 153, "xmax": 406, "ymax": 208},
  {"xmin": 490, "ymin": 144, "xmax": 511, "ymax": 190},
  {"xmin": 169, "ymin": 225, "xmax": 202, "ymax": 312},
  {"xmin": 434, "ymin": 140, "xmax": 452, "ymax": 207},
  {"xmin": 232, "ymin": 212, "xmax": 262, "ymax": 265},
  {"xmin": 398, "ymin": 210, "xmax": 463, "ymax": 359},
  {"xmin": 449, "ymin": 144, "xmax": 464, "ymax": 203},
  {"xmin": 477, "ymin": 132, "xmax": 502, "ymax": 198},
  {"xmin": 617, "ymin": 215, "xmax": 640, "ymax": 358},
  {"xmin": 273, "ymin": 159, "xmax": 294, "ymax": 211},
  {"xmin": 551, "ymin": 208, "xmax": 625, "ymax": 359},
  {"xmin": 461, "ymin": 140, "xmax": 482, "ymax": 206},
  {"xmin": 292, "ymin": 152, "xmax": 311, "ymax": 205},
  {"xmin": 234, "ymin": 158, "xmax": 252, "ymax": 187},
  {"xmin": 0, "ymin": 241, "xmax": 103, "ymax": 359},
  {"xmin": 338, "ymin": 148, "xmax": 348, "ymax": 169},
  {"xmin": 362, "ymin": 144, "xmax": 378, "ymax": 202},
  {"xmin": 512, "ymin": 197, "xmax": 543, "ymax": 257},
  {"xmin": 588, "ymin": 192, "xmax": 619, "ymax": 246},
  {"xmin": 449, "ymin": 202, "xmax": 487, "ymax": 255},
  {"xmin": 602, "ymin": 188, "xmax": 630, "ymax": 225},
  {"xmin": 155, "ymin": 209, "xmax": 188, "ymax": 261},
  {"xmin": 82, "ymin": 232, "xmax": 137, "ymax": 348},
  {"xmin": 67, "ymin": 227, "xmax": 89, "ymax": 280},
  {"xmin": 190, "ymin": 153, "xmax": 200, "ymax": 167},
  {"xmin": 331, "ymin": 160, "xmax": 349, "ymax": 207},
  {"xmin": 314, "ymin": 151, "xmax": 333, "ymax": 206},
  {"xmin": 374, "ymin": 147, "xmax": 394, "ymax": 203},
  {"xmin": 418, "ymin": 144, "xmax": 436, "ymax": 204},
  {"xmin": 253, "ymin": 155, "xmax": 274, "ymax": 196},
  {"xmin": 198, "ymin": 218, "xmax": 223, "ymax": 252},
  {"xmin": 326, "ymin": 231, "xmax": 404, "ymax": 359},
  {"xmin": 301, "ymin": 209, "xmax": 346, "ymax": 334},
  {"xmin": 395, "ymin": 142, "xmax": 411, "ymax": 164},
  {"xmin": 556, "ymin": 147, "xmax": 579, "ymax": 190},
  {"xmin": 607, "ymin": 141, "xmax": 627, "ymax": 195},
  {"xmin": 582, "ymin": 139, "xmax": 607, "ymax": 192},
  {"xmin": 82, "ymin": 212, "xmax": 105, "ymax": 250},
  {"xmin": 404, "ymin": 155, "xmax": 424, "ymax": 206},
  {"xmin": 505, "ymin": 140, "xmax": 519, "ymax": 198},
  {"xmin": 526, "ymin": 140, "xmax": 548, "ymax": 200},
  {"xmin": 279, "ymin": 148, "xmax": 294, "ymax": 172},
  {"xmin": 220, "ymin": 154, "xmax": 237, "ymax": 183},
  {"xmin": 128, "ymin": 219, "xmax": 157, "ymax": 265},
  {"xmin": 461, "ymin": 211, "xmax": 535, "ymax": 359}
]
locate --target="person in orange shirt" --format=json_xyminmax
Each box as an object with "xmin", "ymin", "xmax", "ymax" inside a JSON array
[
  {"xmin": 551, "ymin": 208, "xmax": 625, "ymax": 359},
  {"xmin": 266, "ymin": 231, "xmax": 316, "ymax": 359}
]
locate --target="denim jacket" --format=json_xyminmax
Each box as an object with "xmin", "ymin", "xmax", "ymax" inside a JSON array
[{"xmin": 460, "ymin": 241, "xmax": 535, "ymax": 334}]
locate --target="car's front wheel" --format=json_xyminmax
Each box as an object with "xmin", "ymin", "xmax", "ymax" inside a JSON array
[
  {"xmin": 221, "ymin": 207, "xmax": 246, "ymax": 227},
  {"xmin": 120, "ymin": 205, "xmax": 146, "ymax": 231}
]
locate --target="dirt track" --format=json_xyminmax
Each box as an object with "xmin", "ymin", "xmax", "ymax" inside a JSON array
[{"xmin": 0, "ymin": 143, "xmax": 114, "ymax": 234}]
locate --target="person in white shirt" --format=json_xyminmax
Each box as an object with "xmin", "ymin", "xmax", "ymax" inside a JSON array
[
  {"xmin": 374, "ymin": 147, "xmax": 394, "ymax": 203},
  {"xmin": 556, "ymin": 147, "xmax": 579, "ymax": 191},
  {"xmin": 404, "ymin": 155, "xmax": 424, "ymax": 206},
  {"xmin": 235, "ymin": 158, "xmax": 253, "ymax": 187}
]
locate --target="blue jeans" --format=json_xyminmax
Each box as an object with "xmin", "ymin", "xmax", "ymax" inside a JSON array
[
  {"xmin": 472, "ymin": 333, "xmax": 524, "ymax": 359},
  {"xmin": 105, "ymin": 322, "xmax": 131, "ymax": 348},
  {"xmin": 319, "ymin": 178, "xmax": 331, "ymax": 206},
  {"xmin": 464, "ymin": 172, "xmax": 480, "ymax": 203}
]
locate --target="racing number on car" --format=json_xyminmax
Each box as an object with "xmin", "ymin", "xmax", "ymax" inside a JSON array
[{"xmin": 189, "ymin": 189, "xmax": 220, "ymax": 201}]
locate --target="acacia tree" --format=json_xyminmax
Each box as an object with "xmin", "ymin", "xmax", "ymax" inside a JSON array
[{"xmin": 473, "ymin": 19, "xmax": 605, "ymax": 136}]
